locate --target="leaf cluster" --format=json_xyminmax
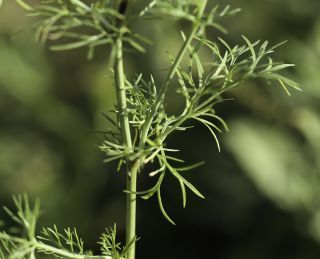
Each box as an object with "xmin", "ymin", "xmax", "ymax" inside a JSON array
[
  {"xmin": 15, "ymin": 1, "xmax": 241, "ymax": 56},
  {"xmin": 38, "ymin": 225, "xmax": 86, "ymax": 257},
  {"xmin": 101, "ymin": 22, "xmax": 300, "ymax": 226},
  {"xmin": 16, "ymin": 0, "xmax": 151, "ymax": 58},
  {"xmin": 0, "ymin": 195, "xmax": 133, "ymax": 259},
  {"xmin": 0, "ymin": 194, "xmax": 40, "ymax": 259},
  {"xmin": 99, "ymin": 224, "xmax": 137, "ymax": 259},
  {"xmin": 96, "ymin": 1, "xmax": 301, "ymax": 223},
  {"xmin": 15, "ymin": 0, "xmax": 300, "ymax": 224},
  {"xmin": 144, "ymin": 1, "xmax": 241, "ymax": 34}
]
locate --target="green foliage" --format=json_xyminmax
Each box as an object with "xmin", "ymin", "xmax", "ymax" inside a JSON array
[
  {"xmin": 15, "ymin": 0, "xmax": 150, "ymax": 58},
  {"xmin": 0, "ymin": 194, "xmax": 40, "ymax": 259},
  {"xmin": 38, "ymin": 226, "xmax": 85, "ymax": 256},
  {"xmin": 0, "ymin": 195, "xmax": 133, "ymax": 259},
  {"xmin": 3, "ymin": 0, "xmax": 300, "ymax": 258},
  {"xmin": 95, "ymin": 1, "xmax": 301, "ymax": 223},
  {"xmin": 99, "ymin": 224, "xmax": 137, "ymax": 259}
]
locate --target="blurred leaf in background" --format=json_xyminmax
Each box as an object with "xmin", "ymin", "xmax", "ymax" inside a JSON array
[{"xmin": 223, "ymin": 0, "xmax": 320, "ymax": 247}]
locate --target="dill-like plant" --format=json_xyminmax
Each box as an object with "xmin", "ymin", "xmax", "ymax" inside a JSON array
[{"xmin": 0, "ymin": 1, "xmax": 301, "ymax": 259}]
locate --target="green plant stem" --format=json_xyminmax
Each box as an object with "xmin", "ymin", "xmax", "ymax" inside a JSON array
[
  {"xmin": 126, "ymin": 160, "xmax": 139, "ymax": 259},
  {"xmin": 114, "ymin": 0, "xmax": 137, "ymax": 257},
  {"xmin": 0, "ymin": 233, "xmax": 113, "ymax": 259},
  {"xmin": 139, "ymin": 0, "xmax": 208, "ymax": 148},
  {"xmin": 70, "ymin": 0, "xmax": 90, "ymax": 11},
  {"xmin": 114, "ymin": 31, "xmax": 136, "ymax": 259},
  {"xmin": 114, "ymin": 36, "xmax": 133, "ymax": 151},
  {"xmin": 36, "ymin": 243, "xmax": 111, "ymax": 259},
  {"xmin": 138, "ymin": 27, "xmax": 197, "ymax": 148}
]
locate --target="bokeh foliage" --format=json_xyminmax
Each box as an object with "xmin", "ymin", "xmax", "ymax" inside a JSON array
[{"xmin": 0, "ymin": 0, "xmax": 320, "ymax": 258}]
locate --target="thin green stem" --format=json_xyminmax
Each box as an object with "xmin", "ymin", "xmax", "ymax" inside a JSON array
[
  {"xmin": 114, "ymin": 1, "xmax": 137, "ymax": 258},
  {"xmin": 0, "ymin": 232, "xmax": 26, "ymax": 243},
  {"xmin": 114, "ymin": 23, "xmax": 136, "ymax": 259},
  {"xmin": 139, "ymin": 0, "xmax": 208, "ymax": 148},
  {"xmin": 0, "ymin": 233, "xmax": 112, "ymax": 259},
  {"xmin": 138, "ymin": 27, "xmax": 198, "ymax": 148},
  {"xmin": 126, "ymin": 160, "xmax": 139, "ymax": 259},
  {"xmin": 36, "ymin": 243, "xmax": 111, "ymax": 259},
  {"xmin": 114, "ymin": 36, "xmax": 136, "ymax": 258},
  {"xmin": 114, "ymin": 35, "xmax": 133, "ymax": 151},
  {"xmin": 70, "ymin": 0, "xmax": 91, "ymax": 11}
]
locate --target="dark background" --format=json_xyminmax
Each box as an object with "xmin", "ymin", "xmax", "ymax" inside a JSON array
[{"xmin": 1, "ymin": 0, "xmax": 320, "ymax": 258}]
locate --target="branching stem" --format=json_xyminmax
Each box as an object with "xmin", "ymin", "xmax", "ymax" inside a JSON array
[
  {"xmin": 0, "ymin": 232, "xmax": 113, "ymax": 259},
  {"xmin": 139, "ymin": 0, "xmax": 208, "ymax": 148}
]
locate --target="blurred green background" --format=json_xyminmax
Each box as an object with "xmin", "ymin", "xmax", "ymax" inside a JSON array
[{"xmin": 1, "ymin": 0, "xmax": 320, "ymax": 258}]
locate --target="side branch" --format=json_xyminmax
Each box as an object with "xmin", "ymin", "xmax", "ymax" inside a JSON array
[{"xmin": 139, "ymin": 0, "xmax": 208, "ymax": 148}]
